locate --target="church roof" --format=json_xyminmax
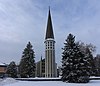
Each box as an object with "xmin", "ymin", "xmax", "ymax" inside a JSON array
[
  {"xmin": 45, "ymin": 8, "xmax": 54, "ymax": 39},
  {"xmin": 0, "ymin": 62, "xmax": 7, "ymax": 67}
]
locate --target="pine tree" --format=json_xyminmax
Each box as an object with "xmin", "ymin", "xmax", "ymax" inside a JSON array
[
  {"xmin": 61, "ymin": 34, "xmax": 90, "ymax": 83},
  {"xmin": 19, "ymin": 42, "xmax": 35, "ymax": 78},
  {"xmin": 84, "ymin": 47, "xmax": 95, "ymax": 76},
  {"xmin": 6, "ymin": 61, "xmax": 17, "ymax": 78},
  {"xmin": 78, "ymin": 42, "xmax": 95, "ymax": 76},
  {"xmin": 94, "ymin": 54, "xmax": 100, "ymax": 76}
]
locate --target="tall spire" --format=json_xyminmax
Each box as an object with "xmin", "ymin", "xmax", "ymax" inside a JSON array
[
  {"xmin": 45, "ymin": 7, "xmax": 54, "ymax": 39},
  {"xmin": 45, "ymin": 7, "xmax": 57, "ymax": 77}
]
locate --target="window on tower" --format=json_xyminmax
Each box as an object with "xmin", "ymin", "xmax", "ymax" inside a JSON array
[{"xmin": 50, "ymin": 42, "xmax": 52, "ymax": 46}]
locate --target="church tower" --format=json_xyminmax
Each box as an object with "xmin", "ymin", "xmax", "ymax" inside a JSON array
[{"xmin": 44, "ymin": 8, "xmax": 57, "ymax": 77}]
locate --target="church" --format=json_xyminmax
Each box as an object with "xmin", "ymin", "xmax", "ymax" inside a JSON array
[{"xmin": 36, "ymin": 8, "xmax": 57, "ymax": 78}]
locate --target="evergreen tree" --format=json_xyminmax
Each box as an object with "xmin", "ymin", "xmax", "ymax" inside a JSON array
[
  {"xmin": 6, "ymin": 61, "xmax": 17, "ymax": 78},
  {"xmin": 84, "ymin": 47, "xmax": 95, "ymax": 76},
  {"xmin": 94, "ymin": 54, "xmax": 100, "ymax": 76},
  {"xmin": 19, "ymin": 42, "xmax": 35, "ymax": 78},
  {"xmin": 78, "ymin": 42, "xmax": 95, "ymax": 76},
  {"xmin": 61, "ymin": 34, "xmax": 90, "ymax": 83}
]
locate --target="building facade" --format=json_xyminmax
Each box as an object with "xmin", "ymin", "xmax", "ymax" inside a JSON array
[
  {"xmin": 0, "ymin": 62, "xmax": 7, "ymax": 78},
  {"xmin": 36, "ymin": 57, "xmax": 45, "ymax": 77}
]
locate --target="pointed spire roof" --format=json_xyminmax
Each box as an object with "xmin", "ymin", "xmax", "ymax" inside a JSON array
[
  {"xmin": 41, "ymin": 55, "xmax": 42, "ymax": 61},
  {"xmin": 45, "ymin": 7, "xmax": 54, "ymax": 39}
]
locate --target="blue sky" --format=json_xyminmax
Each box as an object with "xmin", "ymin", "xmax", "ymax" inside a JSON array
[{"xmin": 0, "ymin": 0, "xmax": 100, "ymax": 66}]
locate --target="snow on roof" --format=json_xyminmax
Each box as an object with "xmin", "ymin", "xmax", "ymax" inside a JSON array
[{"xmin": 0, "ymin": 62, "xmax": 6, "ymax": 66}]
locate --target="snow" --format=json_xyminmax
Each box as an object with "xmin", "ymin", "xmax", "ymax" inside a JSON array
[
  {"xmin": 90, "ymin": 76, "xmax": 100, "ymax": 78},
  {"xmin": 17, "ymin": 77, "xmax": 60, "ymax": 79},
  {"xmin": 0, "ymin": 62, "xmax": 6, "ymax": 66},
  {"xmin": 0, "ymin": 78, "xmax": 100, "ymax": 86},
  {"xmin": 0, "ymin": 78, "xmax": 17, "ymax": 86}
]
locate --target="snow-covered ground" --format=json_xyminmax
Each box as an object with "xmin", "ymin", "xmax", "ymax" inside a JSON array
[
  {"xmin": 0, "ymin": 78, "xmax": 100, "ymax": 86},
  {"xmin": 0, "ymin": 78, "xmax": 17, "ymax": 86}
]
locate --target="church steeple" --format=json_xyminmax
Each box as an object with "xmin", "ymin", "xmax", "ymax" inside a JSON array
[
  {"xmin": 45, "ymin": 8, "xmax": 57, "ymax": 77},
  {"xmin": 45, "ymin": 7, "xmax": 54, "ymax": 39}
]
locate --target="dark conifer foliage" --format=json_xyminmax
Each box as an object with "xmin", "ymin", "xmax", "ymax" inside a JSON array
[
  {"xmin": 6, "ymin": 61, "xmax": 17, "ymax": 78},
  {"xmin": 19, "ymin": 42, "xmax": 35, "ymax": 78},
  {"xmin": 94, "ymin": 54, "xmax": 100, "ymax": 76},
  {"xmin": 78, "ymin": 42, "xmax": 95, "ymax": 76},
  {"xmin": 61, "ymin": 34, "xmax": 90, "ymax": 83},
  {"xmin": 84, "ymin": 47, "xmax": 95, "ymax": 76}
]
